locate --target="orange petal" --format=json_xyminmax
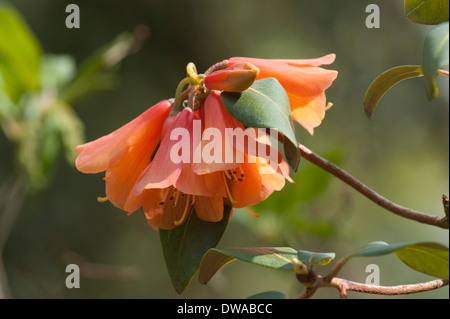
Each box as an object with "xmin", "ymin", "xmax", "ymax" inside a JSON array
[
  {"xmin": 75, "ymin": 100, "xmax": 171, "ymax": 174},
  {"xmin": 228, "ymin": 56, "xmax": 337, "ymax": 134},
  {"xmin": 192, "ymin": 92, "xmax": 241, "ymax": 175},
  {"xmin": 138, "ymin": 188, "xmax": 166, "ymax": 230},
  {"xmin": 135, "ymin": 110, "xmax": 196, "ymax": 191},
  {"xmin": 231, "ymin": 160, "xmax": 263, "ymax": 208},
  {"xmin": 289, "ymin": 93, "xmax": 327, "ymax": 134},
  {"xmin": 194, "ymin": 195, "xmax": 224, "ymax": 222},
  {"xmin": 229, "ymin": 54, "xmax": 336, "ymax": 68}
]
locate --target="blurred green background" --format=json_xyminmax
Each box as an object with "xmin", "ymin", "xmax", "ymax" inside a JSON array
[{"xmin": 0, "ymin": 0, "xmax": 448, "ymax": 299}]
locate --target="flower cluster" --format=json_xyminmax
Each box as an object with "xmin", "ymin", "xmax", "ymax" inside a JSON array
[{"xmin": 75, "ymin": 55, "xmax": 337, "ymax": 230}]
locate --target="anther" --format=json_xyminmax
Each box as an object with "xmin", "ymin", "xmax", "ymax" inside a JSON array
[
  {"xmin": 221, "ymin": 172, "xmax": 236, "ymax": 205},
  {"xmin": 159, "ymin": 188, "xmax": 171, "ymax": 207},
  {"xmin": 238, "ymin": 166, "xmax": 245, "ymax": 178},
  {"xmin": 224, "ymin": 170, "xmax": 232, "ymax": 180}
]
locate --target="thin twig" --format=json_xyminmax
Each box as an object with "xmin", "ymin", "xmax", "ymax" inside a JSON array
[
  {"xmin": 296, "ymin": 269, "xmax": 449, "ymax": 299},
  {"xmin": 328, "ymin": 277, "xmax": 449, "ymax": 297},
  {"xmin": 298, "ymin": 143, "xmax": 449, "ymax": 229}
]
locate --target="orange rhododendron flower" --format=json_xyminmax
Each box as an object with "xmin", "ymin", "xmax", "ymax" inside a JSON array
[
  {"xmin": 193, "ymin": 92, "xmax": 292, "ymax": 209},
  {"xmin": 75, "ymin": 56, "xmax": 335, "ymax": 231},
  {"xmin": 227, "ymin": 54, "xmax": 338, "ymax": 134},
  {"xmin": 75, "ymin": 100, "xmax": 172, "ymax": 211},
  {"xmin": 125, "ymin": 108, "xmax": 228, "ymax": 229},
  {"xmin": 128, "ymin": 92, "xmax": 292, "ymax": 230},
  {"xmin": 75, "ymin": 95, "xmax": 290, "ymax": 231}
]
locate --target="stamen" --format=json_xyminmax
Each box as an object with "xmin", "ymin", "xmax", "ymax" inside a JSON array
[
  {"xmin": 221, "ymin": 172, "xmax": 236, "ymax": 205},
  {"xmin": 174, "ymin": 194, "xmax": 191, "ymax": 226},
  {"xmin": 190, "ymin": 195, "xmax": 196, "ymax": 206},
  {"xmin": 173, "ymin": 189, "xmax": 181, "ymax": 207},
  {"xmin": 224, "ymin": 169, "xmax": 232, "ymax": 180},
  {"xmin": 97, "ymin": 196, "xmax": 108, "ymax": 203},
  {"xmin": 246, "ymin": 206, "xmax": 260, "ymax": 218},
  {"xmin": 238, "ymin": 166, "xmax": 245, "ymax": 178},
  {"xmin": 168, "ymin": 187, "xmax": 177, "ymax": 202},
  {"xmin": 159, "ymin": 188, "xmax": 171, "ymax": 206}
]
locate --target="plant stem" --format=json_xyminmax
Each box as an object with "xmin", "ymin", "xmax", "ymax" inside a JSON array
[
  {"xmin": 0, "ymin": 173, "xmax": 26, "ymax": 299},
  {"xmin": 172, "ymin": 77, "xmax": 195, "ymax": 114},
  {"xmin": 204, "ymin": 60, "xmax": 229, "ymax": 76},
  {"xmin": 328, "ymin": 277, "xmax": 449, "ymax": 298},
  {"xmin": 438, "ymin": 69, "xmax": 449, "ymax": 76},
  {"xmin": 298, "ymin": 143, "xmax": 449, "ymax": 229},
  {"xmin": 296, "ymin": 271, "xmax": 449, "ymax": 299}
]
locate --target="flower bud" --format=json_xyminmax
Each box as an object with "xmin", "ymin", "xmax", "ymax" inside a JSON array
[{"xmin": 205, "ymin": 62, "xmax": 259, "ymax": 92}]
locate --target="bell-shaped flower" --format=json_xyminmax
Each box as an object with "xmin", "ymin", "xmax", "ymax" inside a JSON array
[
  {"xmin": 227, "ymin": 54, "xmax": 338, "ymax": 134},
  {"xmin": 74, "ymin": 100, "xmax": 172, "ymax": 211}
]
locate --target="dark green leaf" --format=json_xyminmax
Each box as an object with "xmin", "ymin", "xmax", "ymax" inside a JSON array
[
  {"xmin": 405, "ymin": 0, "xmax": 449, "ymax": 25},
  {"xmin": 297, "ymin": 250, "xmax": 335, "ymax": 265},
  {"xmin": 0, "ymin": 3, "xmax": 41, "ymax": 103},
  {"xmin": 422, "ymin": 22, "xmax": 449, "ymax": 99},
  {"xmin": 363, "ymin": 65, "xmax": 424, "ymax": 119},
  {"xmin": 160, "ymin": 205, "xmax": 231, "ymax": 294},
  {"xmin": 283, "ymin": 135, "xmax": 300, "ymax": 173},
  {"xmin": 221, "ymin": 77, "xmax": 300, "ymax": 171},
  {"xmin": 199, "ymin": 247, "xmax": 297, "ymax": 285},
  {"xmin": 247, "ymin": 291, "xmax": 286, "ymax": 299}
]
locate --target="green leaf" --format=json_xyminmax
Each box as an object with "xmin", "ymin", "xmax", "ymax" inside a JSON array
[
  {"xmin": 0, "ymin": 2, "xmax": 42, "ymax": 103},
  {"xmin": 422, "ymin": 22, "xmax": 449, "ymax": 99},
  {"xmin": 50, "ymin": 101, "xmax": 84, "ymax": 163},
  {"xmin": 297, "ymin": 250, "xmax": 335, "ymax": 266},
  {"xmin": 347, "ymin": 241, "xmax": 413, "ymax": 258},
  {"xmin": 283, "ymin": 134, "xmax": 301, "ymax": 173},
  {"xmin": 61, "ymin": 33, "xmax": 135, "ymax": 105},
  {"xmin": 221, "ymin": 78, "xmax": 300, "ymax": 171},
  {"xmin": 160, "ymin": 205, "xmax": 232, "ymax": 294},
  {"xmin": 198, "ymin": 247, "xmax": 297, "ymax": 285},
  {"xmin": 405, "ymin": 0, "xmax": 449, "ymax": 25},
  {"xmin": 345, "ymin": 241, "xmax": 449, "ymax": 279},
  {"xmin": 363, "ymin": 65, "xmax": 424, "ymax": 119},
  {"xmin": 40, "ymin": 54, "xmax": 76, "ymax": 93},
  {"xmin": 394, "ymin": 242, "xmax": 449, "ymax": 279},
  {"xmin": 247, "ymin": 291, "xmax": 287, "ymax": 299}
]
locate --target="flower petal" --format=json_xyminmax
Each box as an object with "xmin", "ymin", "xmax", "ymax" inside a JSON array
[
  {"xmin": 136, "ymin": 110, "xmax": 196, "ymax": 191},
  {"xmin": 228, "ymin": 56, "xmax": 337, "ymax": 134},
  {"xmin": 75, "ymin": 100, "xmax": 171, "ymax": 174},
  {"xmin": 231, "ymin": 159, "xmax": 263, "ymax": 208},
  {"xmin": 192, "ymin": 92, "xmax": 241, "ymax": 174},
  {"xmin": 194, "ymin": 195, "xmax": 224, "ymax": 222}
]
